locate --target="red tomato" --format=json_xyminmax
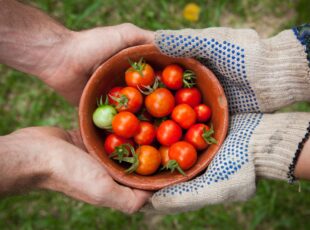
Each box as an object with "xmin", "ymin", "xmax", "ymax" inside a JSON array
[
  {"xmin": 107, "ymin": 87, "xmax": 122, "ymax": 106},
  {"xmin": 135, "ymin": 145, "xmax": 161, "ymax": 175},
  {"xmin": 125, "ymin": 60, "xmax": 155, "ymax": 88},
  {"xmin": 112, "ymin": 112, "xmax": 140, "ymax": 138},
  {"xmin": 171, "ymin": 104, "xmax": 196, "ymax": 129},
  {"xmin": 169, "ymin": 141, "xmax": 197, "ymax": 170},
  {"xmin": 156, "ymin": 120, "xmax": 182, "ymax": 146},
  {"xmin": 162, "ymin": 64, "xmax": 183, "ymax": 90},
  {"xmin": 185, "ymin": 124, "xmax": 217, "ymax": 150},
  {"xmin": 115, "ymin": 87, "xmax": 143, "ymax": 113},
  {"xmin": 134, "ymin": 122, "xmax": 156, "ymax": 145},
  {"xmin": 145, "ymin": 88, "xmax": 175, "ymax": 118},
  {"xmin": 104, "ymin": 134, "xmax": 134, "ymax": 156},
  {"xmin": 159, "ymin": 146, "xmax": 170, "ymax": 166},
  {"xmin": 175, "ymin": 88, "xmax": 202, "ymax": 107},
  {"xmin": 194, "ymin": 104, "xmax": 212, "ymax": 122}
]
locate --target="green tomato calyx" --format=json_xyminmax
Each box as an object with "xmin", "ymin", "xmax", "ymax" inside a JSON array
[
  {"xmin": 183, "ymin": 70, "xmax": 196, "ymax": 88},
  {"xmin": 162, "ymin": 160, "xmax": 186, "ymax": 176},
  {"xmin": 128, "ymin": 57, "xmax": 146, "ymax": 77},
  {"xmin": 202, "ymin": 125, "xmax": 217, "ymax": 145}
]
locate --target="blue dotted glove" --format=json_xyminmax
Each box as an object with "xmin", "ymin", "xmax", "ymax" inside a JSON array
[{"xmin": 143, "ymin": 27, "xmax": 310, "ymax": 213}]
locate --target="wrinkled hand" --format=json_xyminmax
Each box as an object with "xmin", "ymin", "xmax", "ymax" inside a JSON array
[
  {"xmin": 4, "ymin": 127, "xmax": 151, "ymax": 214},
  {"xmin": 42, "ymin": 23, "xmax": 154, "ymax": 105}
]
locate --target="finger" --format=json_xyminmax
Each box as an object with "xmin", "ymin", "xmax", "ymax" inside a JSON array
[
  {"xmin": 150, "ymin": 114, "xmax": 261, "ymax": 213},
  {"xmin": 116, "ymin": 23, "xmax": 155, "ymax": 47},
  {"xmin": 105, "ymin": 181, "xmax": 152, "ymax": 214},
  {"xmin": 154, "ymin": 28, "xmax": 250, "ymax": 60},
  {"xmin": 67, "ymin": 129, "xmax": 87, "ymax": 151}
]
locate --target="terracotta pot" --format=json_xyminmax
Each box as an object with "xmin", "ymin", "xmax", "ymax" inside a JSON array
[{"xmin": 79, "ymin": 44, "xmax": 228, "ymax": 191}]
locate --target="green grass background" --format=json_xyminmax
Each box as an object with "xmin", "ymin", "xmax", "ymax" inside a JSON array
[{"xmin": 1, "ymin": 0, "xmax": 310, "ymax": 229}]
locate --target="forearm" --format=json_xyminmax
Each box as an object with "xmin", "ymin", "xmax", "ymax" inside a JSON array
[
  {"xmin": 0, "ymin": 0, "xmax": 72, "ymax": 79},
  {"xmin": 0, "ymin": 130, "xmax": 50, "ymax": 195},
  {"xmin": 295, "ymin": 138, "xmax": 310, "ymax": 180}
]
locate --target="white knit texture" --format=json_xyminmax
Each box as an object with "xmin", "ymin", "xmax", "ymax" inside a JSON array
[
  {"xmin": 143, "ymin": 161, "xmax": 255, "ymax": 214},
  {"xmin": 143, "ymin": 113, "xmax": 310, "ymax": 214},
  {"xmin": 250, "ymin": 113, "xmax": 310, "ymax": 180},
  {"xmin": 246, "ymin": 30, "xmax": 310, "ymax": 112},
  {"xmin": 155, "ymin": 28, "xmax": 310, "ymax": 113}
]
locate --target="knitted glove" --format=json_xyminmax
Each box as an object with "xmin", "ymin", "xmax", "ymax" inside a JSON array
[
  {"xmin": 143, "ymin": 25, "xmax": 310, "ymax": 213},
  {"xmin": 156, "ymin": 26, "xmax": 310, "ymax": 114}
]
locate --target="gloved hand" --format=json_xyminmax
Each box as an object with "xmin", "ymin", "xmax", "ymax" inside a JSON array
[{"xmin": 143, "ymin": 25, "xmax": 310, "ymax": 213}]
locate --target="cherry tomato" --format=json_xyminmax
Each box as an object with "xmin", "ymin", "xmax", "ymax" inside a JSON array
[
  {"xmin": 135, "ymin": 145, "xmax": 161, "ymax": 175},
  {"xmin": 159, "ymin": 146, "xmax": 170, "ymax": 166},
  {"xmin": 145, "ymin": 88, "xmax": 175, "ymax": 118},
  {"xmin": 194, "ymin": 104, "xmax": 212, "ymax": 122},
  {"xmin": 92, "ymin": 104, "xmax": 117, "ymax": 129},
  {"xmin": 169, "ymin": 141, "xmax": 197, "ymax": 170},
  {"xmin": 171, "ymin": 104, "xmax": 196, "ymax": 129},
  {"xmin": 162, "ymin": 64, "xmax": 183, "ymax": 90},
  {"xmin": 115, "ymin": 87, "xmax": 143, "ymax": 113},
  {"xmin": 104, "ymin": 134, "xmax": 134, "ymax": 156},
  {"xmin": 156, "ymin": 120, "xmax": 182, "ymax": 146},
  {"xmin": 112, "ymin": 111, "xmax": 140, "ymax": 138},
  {"xmin": 107, "ymin": 87, "xmax": 122, "ymax": 106},
  {"xmin": 134, "ymin": 121, "xmax": 156, "ymax": 145},
  {"xmin": 175, "ymin": 88, "xmax": 202, "ymax": 107},
  {"xmin": 185, "ymin": 124, "xmax": 217, "ymax": 150},
  {"xmin": 125, "ymin": 59, "xmax": 155, "ymax": 88}
]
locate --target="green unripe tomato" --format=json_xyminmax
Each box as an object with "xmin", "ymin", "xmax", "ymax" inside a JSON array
[{"xmin": 92, "ymin": 105, "xmax": 117, "ymax": 129}]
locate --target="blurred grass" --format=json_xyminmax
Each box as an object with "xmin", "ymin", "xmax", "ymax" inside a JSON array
[{"xmin": 1, "ymin": 0, "xmax": 310, "ymax": 229}]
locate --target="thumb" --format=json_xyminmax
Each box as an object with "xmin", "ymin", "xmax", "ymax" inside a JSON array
[
  {"xmin": 155, "ymin": 29, "xmax": 207, "ymax": 58},
  {"xmin": 154, "ymin": 28, "xmax": 251, "ymax": 60},
  {"xmin": 116, "ymin": 23, "xmax": 155, "ymax": 47},
  {"xmin": 108, "ymin": 184, "xmax": 153, "ymax": 214}
]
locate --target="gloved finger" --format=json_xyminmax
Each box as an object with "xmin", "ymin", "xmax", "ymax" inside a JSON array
[
  {"xmin": 155, "ymin": 28, "xmax": 260, "ymax": 115},
  {"xmin": 155, "ymin": 28, "xmax": 257, "ymax": 59},
  {"xmin": 148, "ymin": 113, "xmax": 262, "ymax": 213}
]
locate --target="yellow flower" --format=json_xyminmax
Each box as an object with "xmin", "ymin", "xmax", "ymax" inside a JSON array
[{"xmin": 183, "ymin": 3, "xmax": 201, "ymax": 22}]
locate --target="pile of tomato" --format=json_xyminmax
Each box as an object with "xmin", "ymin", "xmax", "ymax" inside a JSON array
[{"xmin": 92, "ymin": 58, "xmax": 216, "ymax": 176}]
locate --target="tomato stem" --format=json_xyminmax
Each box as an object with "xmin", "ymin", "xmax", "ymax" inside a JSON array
[
  {"xmin": 183, "ymin": 70, "xmax": 196, "ymax": 88},
  {"xmin": 109, "ymin": 143, "xmax": 132, "ymax": 163},
  {"xmin": 128, "ymin": 58, "xmax": 145, "ymax": 77},
  {"xmin": 162, "ymin": 160, "xmax": 186, "ymax": 176},
  {"xmin": 202, "ymin": 125, "xmax": 217, "ymax": 145},
  {"xmin": 124, "ymin": 152, "xmax": 139, "ymax": 174},
  {"xmin": 112, "ymin": 144, "xmax": 140, "ymax": 174},
  {"xmin": 137, "ymin": 77, "xmax": 160, "ymax": 95},
  {"xmin": 97, "ymin": 95, "xmax": 110, "ymax": 107},
  {"xmin": 109, "ymin": 94, "xmax": 129, "ymax": 109}
]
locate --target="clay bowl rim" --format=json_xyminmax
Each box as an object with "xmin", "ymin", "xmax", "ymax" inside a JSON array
[{"xmin": 79, "ymin": 44, "xmax": 229, "ymax": 191}]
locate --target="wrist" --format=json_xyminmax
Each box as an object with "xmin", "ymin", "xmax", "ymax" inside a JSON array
[
  {"xmin": 0, "ymin": 129, "xmax": 52, "ymax": 195},
  {"xmin": 251, "ymin": 113, "xmax": 310, "ymax": 182},
  {"xmin": 0, "ymin": 0, "xmax": 75, "ymax": 82},
  {"xmin": 24, "ymin": 28, "xmax": 76, "ymax": 81}
]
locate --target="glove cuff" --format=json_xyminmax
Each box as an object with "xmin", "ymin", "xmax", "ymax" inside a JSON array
[
  {"xmin": 251, "ymin": 113, "xmax": 310, "ymax": 181},
  {"xmin": 248, "ymin": 29, "xmax": 310, "ymax": 112},
  {"xmin": 293, "ymin": 24, "xmax": 310, "ymax": 68}
]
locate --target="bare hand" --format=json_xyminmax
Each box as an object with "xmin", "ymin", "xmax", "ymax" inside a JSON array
[
  {"xmin": 41, "ymin": 24, "xmax": 154, "ymax": 105},
  {"xmin": 0, "ymin": 127, "xmax": 151, "ymax": 213}
]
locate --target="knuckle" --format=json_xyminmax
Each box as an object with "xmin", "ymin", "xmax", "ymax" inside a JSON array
[
  {"xmin": 120, "ymin": 22, "xmax": 136, "ymax": 30},
  {"xmin": 89, "ymin": 183, "xmax": 107, "ymax": 205},
  {"xmin": 124, "ymin": 204, "xmax": 138, "ymax": 214}
]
